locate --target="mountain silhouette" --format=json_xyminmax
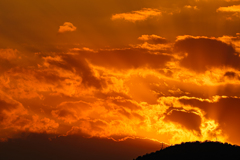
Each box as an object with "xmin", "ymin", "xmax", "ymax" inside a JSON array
[
  {"xmin": 134, "ymin": 141, "xmax": 240, "ymax": 160},
  {"xmin": 0, "ymin": 133, "xmax": 162, "ymax": 160}
]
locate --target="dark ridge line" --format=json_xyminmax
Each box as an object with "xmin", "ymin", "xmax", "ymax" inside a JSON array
[{"xmin": 134, "ymin": 141, "xmax": 240, "ymax": 160}]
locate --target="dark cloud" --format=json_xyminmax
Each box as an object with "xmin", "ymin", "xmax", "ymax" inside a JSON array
[
  {"xmin": 9, "ymin": 67, "xmax": 67, "ymax": 85},
  {"xmin": 148, "ymin": 38, "xmax": 168, "ymax": 44},
  {"xmin": 84, "ymin": 48, "xmax": 172, "ymax": 70},
  {"xmin": 118, "ymin": 107, "xmax": 132, "ymax": 119},
  {"xmin": 0, "ymin": 59, "xmax": 15, "ymax": 73},
  {"xmin": 224, "ymin": 71, "xmax": 237, "ymax": 78},
  {"xmin": 52, "ymin": 109, "xmax": 77, "ymax": 122},
  {"xmin": 0, "ymin": 99, "xmax": 18, "ymax": 112},
  {"xmin": 46, "ymin": 54, "xmax": 103, "ymax": 89},
  {"xmin": 0, "ymin": 95, "xmax": 59, "ymax": 139},
  {"xmin": 52, "ymin": 101, "xmax": 92, "ymax": 123},
  {"xmin": 0, "ymin": 96, "xmax": 25, "ymax": 128},
  {"xmin": 164, "ymin": 110, "xmax": 201, "ymax": 133},
  {"xmin": 34, "ymin": 70, "xmax": 67, "ymax": 84},
  {"xmin": 174, "ymin": 38, "xmax": 239, "ymax": 72},
  {"xmin": 224, "ymin": 71, "xmax": 240, "ymax": 80},
  {"xmin": 179, "ymin": 97, "xmax": 240, "ymax": 144},
  {"xmin": 88, "ymin": 120, "xmax": 108, "ymax": 132},
  {"xmin": 43, "ymin": 48, "xmax": 171, "ymax": 90}
]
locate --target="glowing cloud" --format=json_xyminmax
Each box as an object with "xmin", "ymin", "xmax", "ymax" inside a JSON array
[
  {"xmin": 111, "ymin": 8, "xmax": 161, "ymax": 22},
  {"xmin": 58, "ymin": 22, "xmax": 77, "ymax": 33},
  {"xmin": 3, "ymin": 0, "xmax": 240, "ymax": 158},
  {"xmin": 132, "ymin": 42, "xmax": 172, "ymax": 51},
  {"xmin": 138, "ymin": 34, "xmax": 167, "ymax": 44},
  {"xmin": 184, "ymin": 5, "xmax": 198, "ymax": 10},
  {"xmin": 217, "ymin": 5, "xmax": 240, "ymax": 12}
]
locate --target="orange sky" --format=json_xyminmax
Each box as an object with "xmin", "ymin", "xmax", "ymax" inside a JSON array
[{"xmin": 1, "ymin": 0, "xmax": 240, "ymax": 155}]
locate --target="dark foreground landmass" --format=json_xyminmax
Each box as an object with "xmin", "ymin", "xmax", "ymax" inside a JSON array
[
  {"xmin": 0, "ymin": 133, "xmax": 164, "ymax": 160},
  {"xmin": 134, "ymin": 141, "xmax": 240, "ymax": 160}
]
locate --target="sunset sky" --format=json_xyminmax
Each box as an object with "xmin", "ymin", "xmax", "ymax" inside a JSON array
[{"xmin": 1, "ymin": 0, "xmax": 240, "ymax": 159}]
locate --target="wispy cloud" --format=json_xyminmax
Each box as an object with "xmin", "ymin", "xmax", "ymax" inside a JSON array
[
  {"xmin": 58, "ymin": 22, "xmax": 77, "ymax": 33},
  {"xmin": 111, "ymin": 8, "xmax": 161, "ymax": 22},
  {"xmin": 138, "ymin": 34, "xmax": 168, "ymax": 44}
]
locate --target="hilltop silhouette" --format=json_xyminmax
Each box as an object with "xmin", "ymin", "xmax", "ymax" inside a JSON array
[
  {"xmin": 134, "ymin": 141, "xmax": 240, "ymax": 160},
  {"xmin": 0, "ymin": 133, "xmax": 162, "ymax": 160}
]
